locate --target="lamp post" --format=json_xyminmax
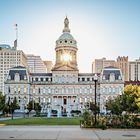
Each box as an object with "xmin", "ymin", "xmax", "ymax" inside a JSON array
[
  {"xmin": 94, "ymin": 74, "xmax": 98, "ymax": 125},
  {"xmin": 97, "ymin": 92, "xmax": 100, "ymax": 122},
  {"xmin": 10, "ymin": 97, "xmax": 14, "ymax": 120},
  {"xmin": 23, "ymin": 98, "xmax": 25, "ymax": 118},
  {"xmin": 105, "ymin": 97, "xmax": 108, "ymax": 115}
]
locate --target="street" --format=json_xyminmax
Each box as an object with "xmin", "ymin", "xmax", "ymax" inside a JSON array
[{"xmin": 0, "ymin": 125, "xmax": 140, "ymax": 140}]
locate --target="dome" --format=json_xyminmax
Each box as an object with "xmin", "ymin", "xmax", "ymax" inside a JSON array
[
  {"xmin": 56, "ymin": 32, "xmax": 77, "ymax": 48},
  {"xmin": 58, "ymin": 32, "xmax": 74, "ymax": 40},
  {"xmin": 56, "ymin": 17, "xmax": 77, "ymax": 48}
]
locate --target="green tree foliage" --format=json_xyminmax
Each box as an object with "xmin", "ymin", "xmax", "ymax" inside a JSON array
[
  {"xmin": 85, "ymin": 102, "xmax": 99, "ymax": 115},
  {"xmin": 0, "ymin": 92, "xmax": 5, "ymax": 113},
  {"xmin": 0, "ymin": 92, "xmax": 10, "ymax": 115},
  {"xmin": 27, "ymin": 100, "xmax": 34, "ymax": 113},
  {"xmin": 106, "ymin": 85, "xmax": 140, "ymax": 115},
  {"xmin": 9, "ymin": 97, "xmax": 19, "ymax": 119},
  {"xmin": 34, "ymin": 102, "xmax": 41, "ymax": 115},
  {"xmin": 27, "ymin": 100, "xmax": 41, "ymax": 115},
  {"xmin": 106, "ymin": 96, "xmax": 122, "ymax": 115},
  {"xmin": 124, "ymin": 85, "xmax": 140, "ymax": 111}
]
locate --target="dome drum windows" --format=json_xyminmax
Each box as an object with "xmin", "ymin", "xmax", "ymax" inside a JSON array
[{"xmin": 59, "ymin": 39, "xmax": 73, "ymax": 45}]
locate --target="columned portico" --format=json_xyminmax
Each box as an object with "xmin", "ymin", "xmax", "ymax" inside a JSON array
[{"xmin": 52, "ymin": 95, "xmax": 77, "ymax": 112}]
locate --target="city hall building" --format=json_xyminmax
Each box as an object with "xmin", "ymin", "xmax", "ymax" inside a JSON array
[{"xmin": 4, "ymin": 17, "xmax": 124, "ymax": 116}]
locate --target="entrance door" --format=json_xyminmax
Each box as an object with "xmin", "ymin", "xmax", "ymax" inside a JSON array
[
  {"xmin": 64, "ymin": 97, "xmax": 67, "ymax": 105},
  {"xmin": 64, "ymin": 108, "xmax": 66, "ymax": 113}
]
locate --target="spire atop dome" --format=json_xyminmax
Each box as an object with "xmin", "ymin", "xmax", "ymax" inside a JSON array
[{"xmin": 63, "ymin": 16, "xmax": 70, "ymax": 33}]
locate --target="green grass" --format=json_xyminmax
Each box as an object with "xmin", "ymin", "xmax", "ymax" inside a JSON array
[{"xmin": 0, "ymin": 117, "xmax": 81, "ymax": 125}]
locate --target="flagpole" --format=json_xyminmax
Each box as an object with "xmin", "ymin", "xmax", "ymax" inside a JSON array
[
  {"xmin": 14, "ymin": 24, "xmax": 18, "ymax": 49},
  {"xmin": 15, "ymin": 24, "xmax": 18, "ymax": 40}
]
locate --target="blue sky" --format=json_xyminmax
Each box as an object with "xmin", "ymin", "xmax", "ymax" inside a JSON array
[{"xmin": 0, "ymin": 0, "xmax": 140, "ymax": 72}]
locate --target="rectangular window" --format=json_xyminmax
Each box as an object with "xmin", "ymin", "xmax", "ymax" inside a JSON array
[
  {"xmin": 24, "ymin": 87, "xmax": 27, "ymax": 93},
  {"xmin": 87, "ymin": 78, "xmax": 90, "ymax": 81}
]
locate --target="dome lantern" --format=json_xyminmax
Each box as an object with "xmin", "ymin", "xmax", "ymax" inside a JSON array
[{"xmin": 63, "ymin": 16, "xmax": 70, "ymax": 33}]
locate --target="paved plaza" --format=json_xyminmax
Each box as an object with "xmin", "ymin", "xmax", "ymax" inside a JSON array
[{"xmin": 0, "ymin": 125, "xmax": 140, "ymax": 140}]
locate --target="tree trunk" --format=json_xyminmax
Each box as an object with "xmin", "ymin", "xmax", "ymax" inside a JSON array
[{"xmin": 11, "ymin": 110, "xmax": 14, "ymax": 120}]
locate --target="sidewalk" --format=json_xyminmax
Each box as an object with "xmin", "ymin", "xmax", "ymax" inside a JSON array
[{"xmin": 0, "ymin": 125, "xmax": 140, "ymax": 140}]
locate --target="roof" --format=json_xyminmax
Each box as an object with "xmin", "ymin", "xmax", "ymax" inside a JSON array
[
  {"xmin": 79, "ymin": 73, "xmax": 95, "ymax": 76},
  {"xmin": 102, "ymin": 69, "xmax": 121, "ymax": 80},
  {"xmin": 31, "ymin": 73, "xmax": 52, "ymax": 76},
  {"xmin": 12, "ymin": 66, "xmax": 26, "ymax": 69},
  {"xmin": 104, "ymin": 66, "xmax": 119, "ymax": 69},
  {"xmin": 0, "ymin": 44, "xmax": 11, "ymax": 49},
  {"xmin": 9, "ymin": 69, "xmax": 27, "ymax": 80},
  {"xmin": 125, "ymin": 81, "xmax": 140, "ymax": 86},
  {"xmin": 58, "ymin": 32, "xmax": 74, "ymax": 40}
]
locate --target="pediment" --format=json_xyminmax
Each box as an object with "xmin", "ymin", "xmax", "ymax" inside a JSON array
[{"xmin": 52, "ymin": 64, "xmax": 78, "ymax": 71}]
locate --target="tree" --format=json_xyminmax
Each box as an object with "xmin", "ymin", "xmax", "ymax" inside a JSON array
[
  {"xmin": 0, "ymin": 92, "xmax": 5, "ymax": 114},
  {"xmin": 124, "ymin": 85, "xmax": 139, "ymax": 113},
  {"xmin": 27, "ymin": 100, "xmax": 34, "ymax": 113},
  {"xmin": 91, "ymin": 102, "xmax": 99, "ymax": 115},
  {"xmin": 106, "ymin": 85, "xmax": 140, "ymax": 115},
  {"xmin": 27, "ymin": 100, "xmax": 41, "ymax": 116},
  {"xmin": 85, "ymin": 102, "xmax": 99, "ymax": 116},
  {"xmin": 34, "ymin": 102, "xmax": 41, "ymax": 115},
  {"xmin": 106, "ymin": 96, "xmax": 122, "ymax": 115},
  {"xmin": 0, "ymin": 92, "xmax": 10, "ymax": 115},
  {"xmin": 10, "ymin": 97, "xmax": 19, "ymax": 119}
]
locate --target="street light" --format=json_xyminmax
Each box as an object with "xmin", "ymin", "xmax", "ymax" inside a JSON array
[
  {"xmin": 22, "ymin": 97, "xmax": 26, "ymax": 118},
  {"xmin": 94, "ymin": 74, "xmax": 98, "ymax": 125},
  {"xmin": 97, "ymin": 92, "xmax": 100, "ymax": 122}
]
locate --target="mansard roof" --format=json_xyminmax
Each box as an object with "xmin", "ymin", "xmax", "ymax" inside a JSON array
[
  {"xmin": 104, "ymin": 66, "xmax": 119, "ymax": 69},
  {"xmin": 12, "ymin": 66, "xmax": 26, "ymax": 69},
  {"xmin": 9, "ymin": 69, "xmax": 27, "ymax": 80},
  {"xmin": 102, "ymin": 69, "xmax": 121, "ymax": 80}
]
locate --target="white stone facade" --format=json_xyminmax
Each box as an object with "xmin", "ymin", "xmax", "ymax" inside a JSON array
[{"xmin": 99, "ymin": 67, "xmax": 124, "ymax": 114}]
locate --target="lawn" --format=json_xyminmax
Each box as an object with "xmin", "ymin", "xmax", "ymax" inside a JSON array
[{"xmin": 0, "ymin": 117, "xmax": 81, "ymax": 125}]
